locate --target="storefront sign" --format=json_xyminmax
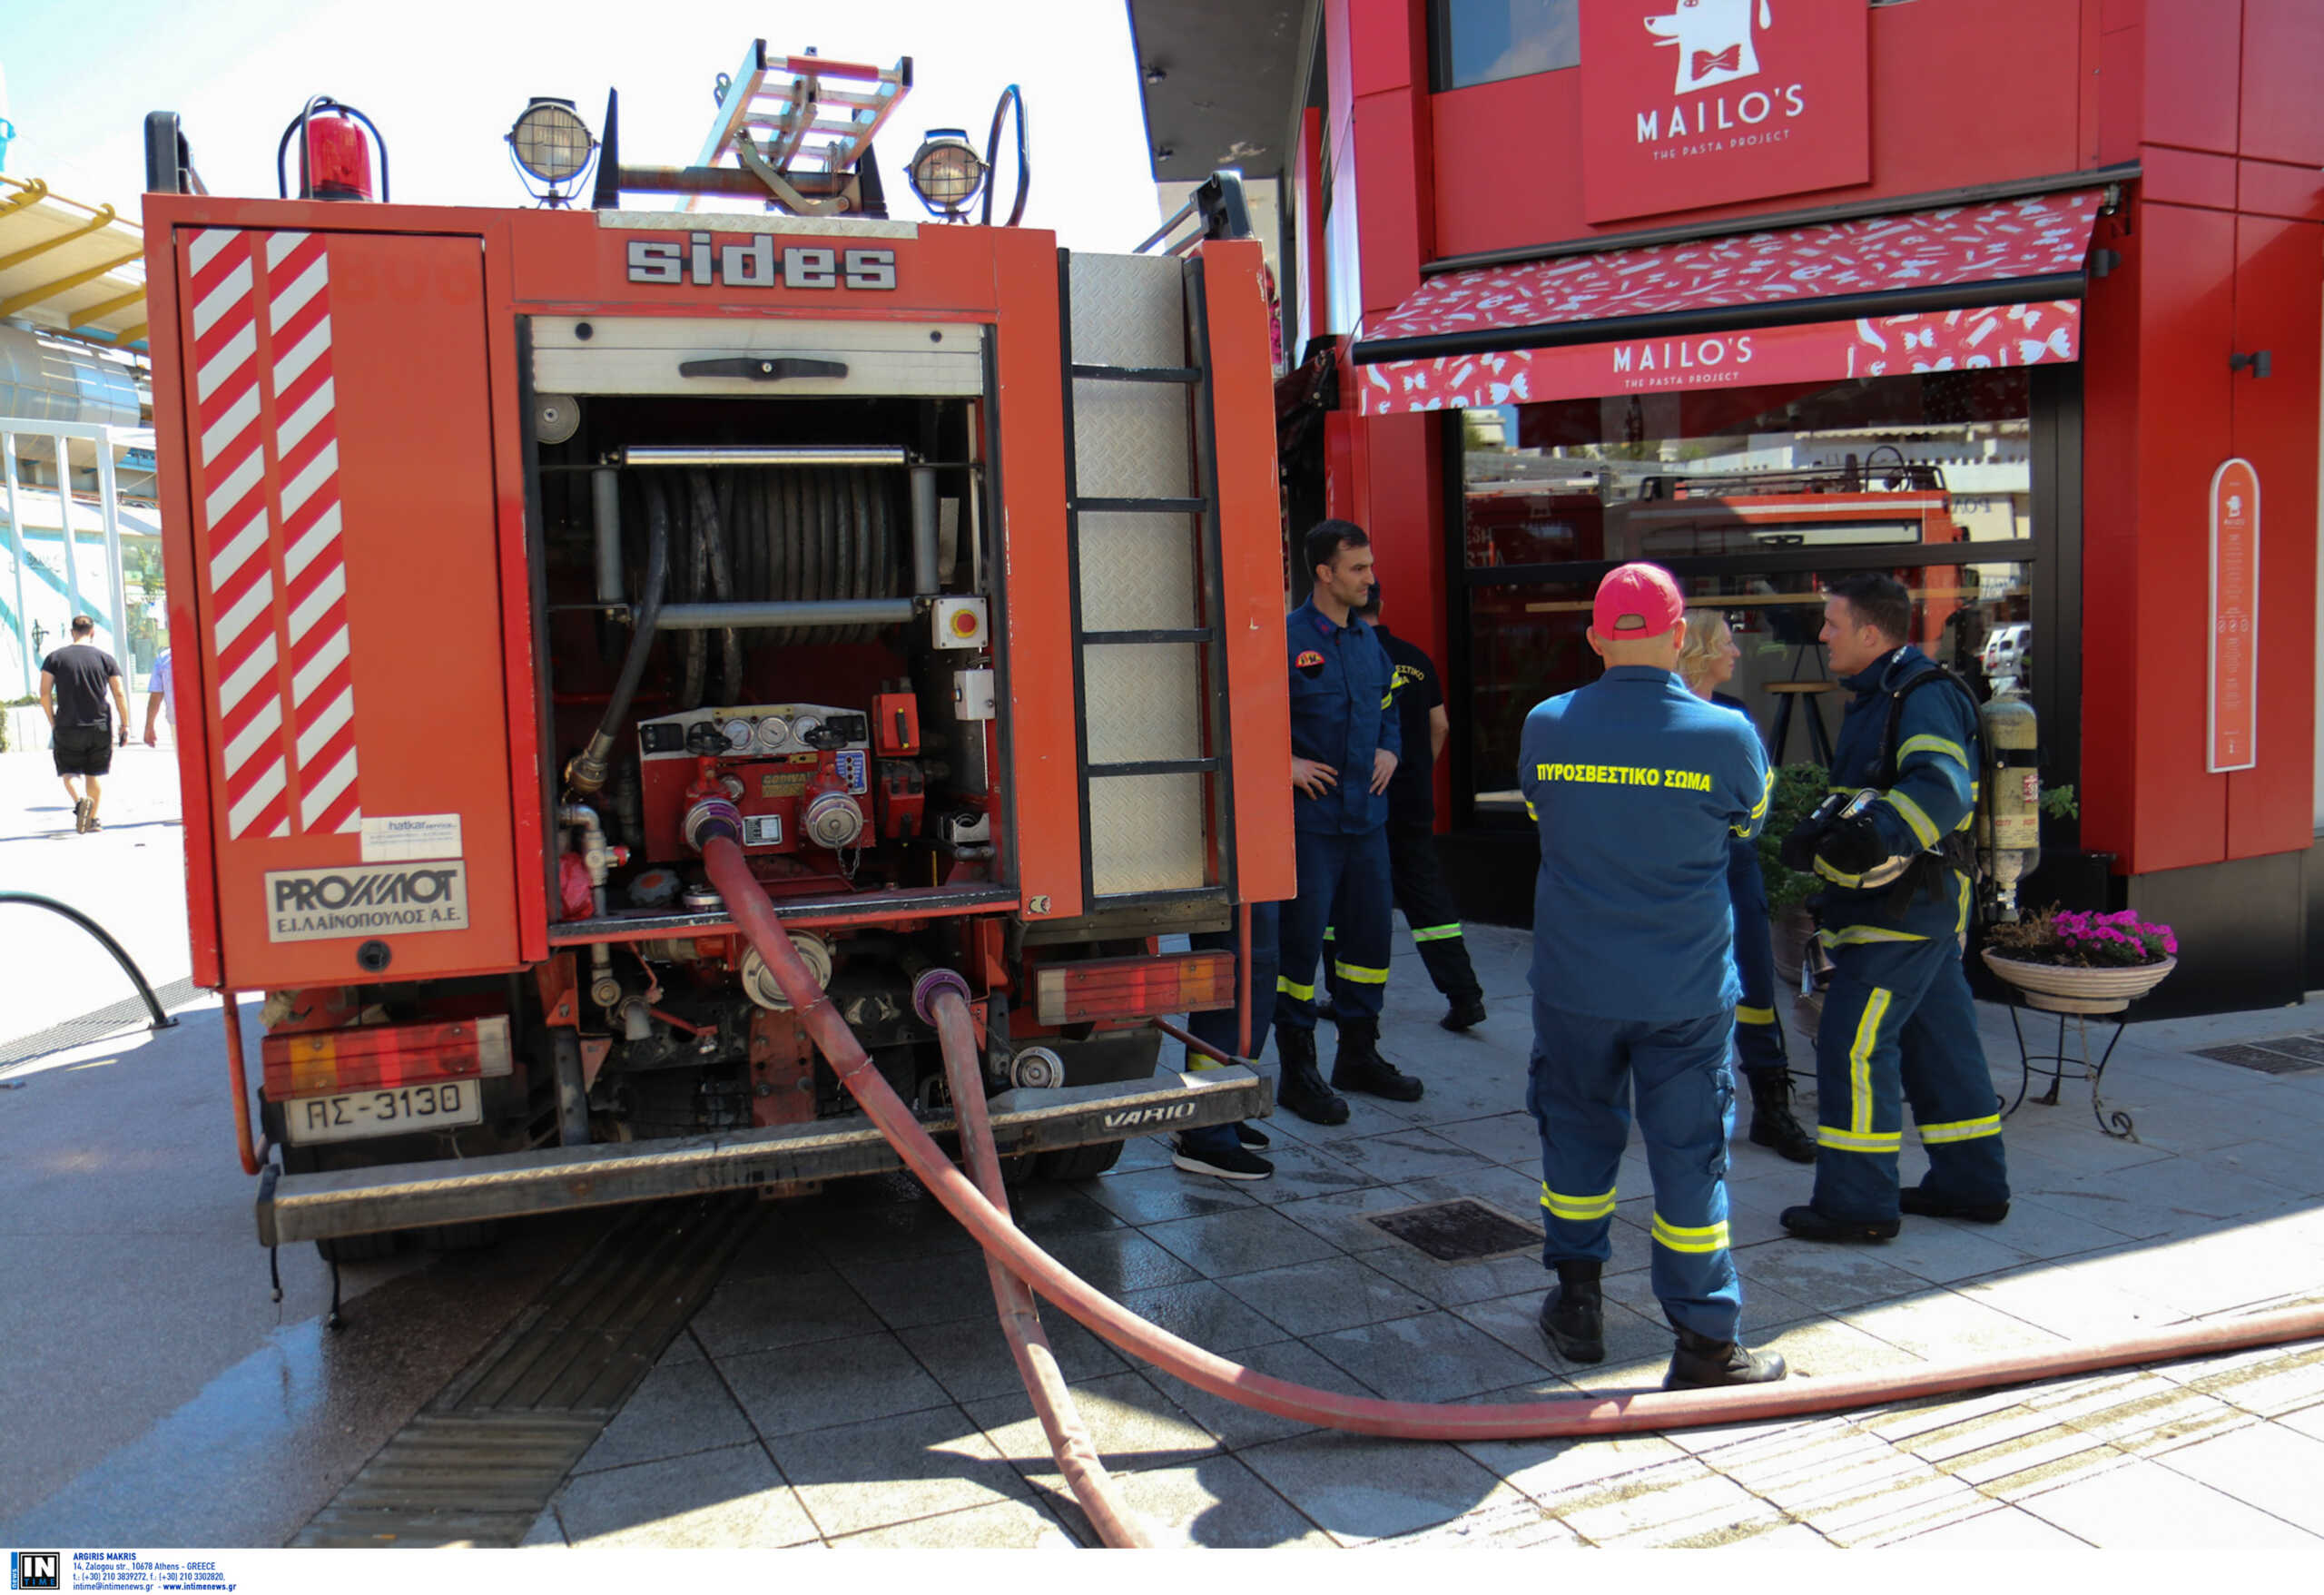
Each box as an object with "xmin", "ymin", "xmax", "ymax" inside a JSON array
[
  {"xmin": 2208, "ymin": 458, "xmax": 2260, "ymax": 773},
  {"xmin": 1359, "ymin": 300, "xmax": 2079, "ymax": 415},
  {"xmin": 1579, "ymin": 0, "xmax": 1870, "ymax": 224}
]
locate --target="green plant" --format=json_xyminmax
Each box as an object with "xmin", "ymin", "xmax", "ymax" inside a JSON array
[
  {"xmin": 1757, "ymin": 762, "xmax": 1830, "ymax": 917},
  {"xmin": 2039, "ymin": 783, "xmax": 2079, "ymax": 821}
]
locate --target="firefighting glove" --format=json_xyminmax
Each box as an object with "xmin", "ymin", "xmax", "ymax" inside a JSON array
[
  {"xmin": 1778, "ymin": 791, "xmax": 1850, "ymax": 873},
  {"xmin": 1814, "ymin": 813, "xmax": 1887, "ymax": 878}
]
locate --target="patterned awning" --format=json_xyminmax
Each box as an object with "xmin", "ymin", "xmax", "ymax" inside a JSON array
[{"xmin": 1353, "ymin": 191, "xmax": 2102, "ymax": 416}]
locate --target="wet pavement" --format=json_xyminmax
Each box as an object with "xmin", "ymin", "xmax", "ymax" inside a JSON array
[{"xmin": 3, "ymin": 760, "xmax": 2322, "ymax": 1547}]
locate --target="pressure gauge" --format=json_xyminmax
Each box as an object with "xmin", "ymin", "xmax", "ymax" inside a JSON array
[
  {"xmin": 722, "ymin": 718, "xmax": 755, "ymax": 753},
  {"xmin": 790, "ymin": 714, "xmax": 824, "ymax": 748},
  {"xmin": 754, "ymin": 715, "xmax": 792, "ymax": 753}
]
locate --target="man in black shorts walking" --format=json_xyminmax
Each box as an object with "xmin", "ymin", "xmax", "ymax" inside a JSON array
[{"xmin": 39, "ymin": 615, "xmax": 131, "ymax": 833}]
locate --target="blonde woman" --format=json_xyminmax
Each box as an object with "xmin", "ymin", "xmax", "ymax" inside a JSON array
[{"xmin": 1680, "ymin": 611, "xmax": 1815, "ymax": 1163}]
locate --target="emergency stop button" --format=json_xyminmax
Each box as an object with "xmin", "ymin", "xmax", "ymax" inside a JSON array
[{"xmin": 933, "ymin": 596, "xmax": 988, "ymax": 649}]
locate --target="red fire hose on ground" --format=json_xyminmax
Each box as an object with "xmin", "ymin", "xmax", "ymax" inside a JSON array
[{"xmin": 703, "ymin": 842, "xmax": 2324, "ymax": 1487}]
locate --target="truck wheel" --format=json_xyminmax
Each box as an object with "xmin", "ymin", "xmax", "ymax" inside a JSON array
[{"xmin": 1032, "ymin": 1141, "xmax": 1125, "ymax": 1182}]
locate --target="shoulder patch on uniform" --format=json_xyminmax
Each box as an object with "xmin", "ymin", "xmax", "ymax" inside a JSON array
[{"xmin": 1295, "ymin": 649, "xmax": 1324, "ymax": 668}]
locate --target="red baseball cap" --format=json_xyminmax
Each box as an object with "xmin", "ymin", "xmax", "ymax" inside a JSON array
[{"xmin": 1592, "ymin": 562, "xmax": 1686, "ymax": 640}]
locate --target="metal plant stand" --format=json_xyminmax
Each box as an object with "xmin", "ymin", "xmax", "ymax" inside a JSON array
[{"xmin": 2001, "ymin": 994, "xmax": 2134, "ymax": 1140}]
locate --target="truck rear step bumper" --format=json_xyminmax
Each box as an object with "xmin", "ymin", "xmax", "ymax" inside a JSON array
[{"xmin": 258, "ymin": 1067, "xmax": 1270, "ymax": 1245}]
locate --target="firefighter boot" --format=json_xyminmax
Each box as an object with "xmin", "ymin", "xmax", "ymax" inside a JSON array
[
  {"xmin": 1333, "ymin": 1019, "xmax": 1424, "ymax": 1102},
  {"xmin": 1275, "ymin": 1028, "xmax": 1350, "ymax": 1126},
  {"xmin": 1664, "ymin": 1326, "xmax": 1788, "ymax": 1391},
  {"xmin": 1442, "ymin": 991, "xmax": 1489, "ymax": 1032},
  {"xmin": 1537, "ymin": 1261, "xmax": 1605, "ymax": 1364},
  {"xmin": 1747, "ymin": 1070, "xmax": 1817, "ymax": 1165}
]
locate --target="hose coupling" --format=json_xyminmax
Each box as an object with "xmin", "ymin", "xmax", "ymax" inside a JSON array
[{"xmin": 911, "ymin": 966, "xmax": 971, "ymax": 1026}]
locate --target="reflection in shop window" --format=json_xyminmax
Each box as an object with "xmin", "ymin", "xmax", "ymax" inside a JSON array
[
  {"xmin": 1434, "ymin": 0, "xmax": 1581, "ymax": 91},
  {"xmin": 1457, "ymin": 371, "xmax": 2040, "ymax": 820}
]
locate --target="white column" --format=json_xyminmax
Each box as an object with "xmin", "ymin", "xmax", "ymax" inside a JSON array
[
  {"xmin": 54, "ymin": 431, "xmax": 84, "ymax": 630},
  {"xmin": 2, "ymin": 430, "xmax": 28, "ymax": 695},
  {"xmin": 96, "ymin": 428, "xmax": 128, "ymax": 666}
]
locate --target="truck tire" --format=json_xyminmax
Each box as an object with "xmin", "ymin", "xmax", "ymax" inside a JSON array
[
  {"xmin": 1032, "ymin": 1140, "xmax": 1125, "ymax": 1182},
  {"xmin": 315, "ymin": 1232, "xmax": 399, "ymax": 1264}
]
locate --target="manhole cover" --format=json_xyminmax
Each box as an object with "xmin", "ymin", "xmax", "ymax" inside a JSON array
[
  {"xmin": 1366, "ymin": 1197, "xmax": 1541, "ymax": 1262},
  {"xmin": 2195, "ymin": 1035, "xmax": 2324, "ymax": 1075}
]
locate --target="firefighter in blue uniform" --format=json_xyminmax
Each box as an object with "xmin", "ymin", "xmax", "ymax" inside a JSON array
[
  {"xmin": 1519, "ymin": 563, "xmax": 1786, "ymax": 1391},
  {"xmin": 1778, "ymin": 573, "xmax": 2011, "ymax": 1241},
  {"xmin": 1272, "ymin": 519, "xmax": 1424, "ymax": 1124}
]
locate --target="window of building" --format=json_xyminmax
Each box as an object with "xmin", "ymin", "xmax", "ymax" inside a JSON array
[
  {"xmin": 1433, "ymin": 0, "xmax": 1580, "ymax": 92},
  {"xmin": 1450, "ymin": 369, "xmax": 2071, "ymax": 823}
]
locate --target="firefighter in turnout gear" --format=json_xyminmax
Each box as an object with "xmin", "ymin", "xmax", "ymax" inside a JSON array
[
  {"xmin": 1518, "ymin": 564, "xmax": 1787, "ymax": 1392},
  {"xmin": 1779, "ymin": 573, "xmax": 2012, "ymax": 1242},
  {"xmin": 1322, "ymin": 584, "xmax": 1488, "ymax": 1033},
  {"xmin": 1274, "ymin": 520, "xmax": 1423, "ymax": 1124}
]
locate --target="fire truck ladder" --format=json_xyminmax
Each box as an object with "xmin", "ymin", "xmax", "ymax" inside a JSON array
[
  {"xmin": 687, "ymin": 42, "xmax": 911, "ymax": 214},
  {"xmin": 1055, "ymin": 250, "xmax": 1238, "ymax": 929}
]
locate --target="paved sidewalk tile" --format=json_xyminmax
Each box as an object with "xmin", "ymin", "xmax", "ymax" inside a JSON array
[
  {"xmin": 1081, "ymin": 1166, "xmax": 1263, "ymax": 1226},
  {"xmin": 1216, "ymin": 1255, "xmax": 1434, "ymax": 1337},
  {"xmin": 573, "ymin": 1359, "xmax": 756, "ymax": 1475},
  {"xmin": 1236, "ymin": 1430, "xmax": 1521, "ymax": 1545},
  {"xmin": 1140, "ymin": 1205, "xmax": 1344, "ymax": 1278},
  {"xmin": 1271, "ymin": 1184, "xmax": 1447, "ymax": 1253},
  {"xmin": 827, "ymin": 1495, "xmax": 1078, "ymax": 1550},
  {"xmin": 1846, "ymin": 1289, "xmax": 2069, "ymax": 1361},
  {"xmin": 688, "ymin": 1267, "xmax": 885, "ymax": 1358},
  {"xmin": 1428, "ymin": 1112, "xmax": 1549, "ymax": 1167},
  {"xmin": 1550, "ymin": 1455, "xmax": 1787, "ymax": 1547},
  {"xmin": 722, "ymin": 1331, "xmax": 951, "ymax": 1439},
  {"xmin": 1310, "ymin": 1309, "xmax": 1551, "ymax": 1403},
  {"xmin": 2153, "ymin": 1421, "xmax": 2324, "ymax": 1535},
  {"xmin": 1732, "ymin": 1245, "xmax": 1934, "ymax": 1314},
  {"xmin": 1323, "ymin": 1128, "xmax": 1502, "ymax": 1186},
  {"xmin": 1141, "ymin": 1336, "xmax": 1368, "ymax": 1449},
  {"xmin": 2164, "ymin": 1342, "xmax": 2324, "ymax": 1420},
  {"xmin": 2018, "ymin": 1456, "xmax": 2320, "ymax": 1547},
  {"xmin": 1112, "ymin": 1277, "xmax": 1289, "ymax": 1352},
  {"xmin": 1457, "ymin": 1428, "xmax": 1691, "ymax": 1504},
  {"xmin": 1235, "ymin": 1140, "xmax": 1384, "ymax": 1206},
  {"xmin": 1027, "ymin": 1453, "xmax": 1336, "ymax": 1549},
  {"xmin": 769, "ymin": 1403, "xmax": 1036, "ymax": 1539},
  {"xmin": 892, "ymin": 1305, "xmax": 1128, "ymax": 1406},
  {"xmin": 1893, "ymin": 1504, "xmax": 2094, "ymax": 1548},
  {"xmin": 1379, "ymin": 1492, "xmax": 1584, "ymax": 1549},
  {"xmin": 970, "ymin": 1370, "xmax": 1221, "ymax": 1478},
  {"xmin": 554, "ymin": 1442, "xmax": 820, "ymax": 1549}
]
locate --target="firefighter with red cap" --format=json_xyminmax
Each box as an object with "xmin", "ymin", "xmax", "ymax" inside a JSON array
[{"xmin": 1517, "ymin": 563, "xmax": 1787, "ymax": 1391}]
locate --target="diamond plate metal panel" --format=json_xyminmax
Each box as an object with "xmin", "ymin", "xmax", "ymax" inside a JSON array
[
  {"xmin": 1077, "ymin": 511, "xmax": 1198, "ymax": 631},
  {"xmin": 1084, "ymin": 643, "xmax": 1203, "ymax": 763},
  {"xmin": 1089, "ymin": 773, "xmax": 1208, "ymax": 895},
  {"xmin": 1068, "ymin": 252, "xmax": 1187, "ymax": 369},
  {"xmin": 1072, "ymin": 379, "xmax": 1192, "ymax": 499}
]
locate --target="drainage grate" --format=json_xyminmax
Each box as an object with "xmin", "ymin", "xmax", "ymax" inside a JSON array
[
  {"xmin": 293, "ymin": 1195, "xmax": 759, "ymax": 1548},
  {"xmin": 2194, "ymin": 1034, "xmax": 2324, "ymax": 1075},
  {"xmin": 1366, "ymin": 1197, "xmax": 1542, "ymax": 1263},
  {"xmin": 0, "ymin": 978, "xmax": 202, "ymax": 1069}
]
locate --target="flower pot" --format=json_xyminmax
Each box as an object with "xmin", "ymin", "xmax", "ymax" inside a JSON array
[{"xmin": 1980, "ymin": 951, "xmax": 2176, "ymax": 1014}]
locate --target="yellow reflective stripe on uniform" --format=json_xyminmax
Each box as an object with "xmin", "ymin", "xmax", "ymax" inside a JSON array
[
  {"xmin": 1333, "ymin": 960, "xmax": 1390, "ymax": 985},
  {"xmin": 1410, "ymin": 924, "xmax": 1463, "ymax": 942},
  {"xmin": 1817, "ymin": 1126, "xmax": 1904, "ymax": 1153},
  {"xmin": 1540, "ymin": 1183, "xmax": 1618, "ymax": 1221},
  {"xmin": 1736, "ymin": 1005, "xmax": 1777, "ymax": 1025},
  {"xmin": 1884, "ymin": 790, "xmax": 1941, "ymax": 849},
  {"xmin": 1920, "ymin": 1113, "xmax": 2002, "ymax": 1144},
  {"xmin": 1525, "ymin": 800, "xmax": 1539, "ymax": 820},
  {"xmin": 1849, "ymin": 987, "xmax": 1892, "ymax": 1135},
  {"xmin": 1321, "ymin": 927, "xmax": 1334, "ymax": 941},
  {"xmin": 1382, "ymin": 690, "xmax": 1394, "ymax": 708},
  {"xmin": 1814, "ymin": 858, "xmax": 1868, "ymax": 888},
  {"xmin": 1955, "ymin": 872, "xmax": 1974, "ymax": 936},
  {"xmin": 1650, "ymin": 1215, "xmax": 1731, "ymax": 1254},
  {"xmin": 1817, "ymin": 925, "xmax": 1930, "ymax": 948},
  {"xmin": 1897, "ymin": 734, "xmax": 1969, "ymax": 772},
  {"xmin": 1748, "ymin": 765, "xmax": 1772, "ymax": 819},
  {"xmin": 1276, "ymin": 976, "xmax": 1315, "ymax": 1000}
]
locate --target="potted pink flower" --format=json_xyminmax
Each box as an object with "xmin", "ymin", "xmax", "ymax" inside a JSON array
[{"xmin": 1982, "ymin": 908, "xmax": 2178, "ymax": 1013}]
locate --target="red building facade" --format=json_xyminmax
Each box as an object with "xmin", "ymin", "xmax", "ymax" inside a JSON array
[{"xmin": 1133, "ymin": 0, "xmax": 2324, "ymax": 1013}]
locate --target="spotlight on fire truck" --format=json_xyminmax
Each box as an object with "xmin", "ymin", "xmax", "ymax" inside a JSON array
[
  {"xmin": 907, "ymin": 129, "xmax": 985, "ymax": 220},
  {"xmin": 507, "ymin": 97, "xmax": 598, "ymax": 207}
]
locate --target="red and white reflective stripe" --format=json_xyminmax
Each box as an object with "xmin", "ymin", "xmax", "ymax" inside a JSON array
[
  {"xmin": 264, "ymin": 231, "xmax": 361, "ymax": 834},
  {"xmin": 192, "ymin": 228, "xmax": 290, "ymax": 840},
  {"xmin": 190, "ymin": 227, "xmax": 360, "ymax": 839}
]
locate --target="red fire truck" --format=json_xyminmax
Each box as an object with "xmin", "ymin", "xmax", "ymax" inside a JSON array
[{"xmin": 140, "ymin": 47, "xmax": 1290, "ymax": 1255}]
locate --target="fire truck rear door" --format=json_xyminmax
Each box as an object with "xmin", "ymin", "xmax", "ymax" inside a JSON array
[{"xmin": 175, "ymin": 228, "xmax": 520, "ymax": 987}]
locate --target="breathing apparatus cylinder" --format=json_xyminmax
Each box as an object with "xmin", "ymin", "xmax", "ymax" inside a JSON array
[{"xmin": 1977, "ymin": 689, "xmax": 2041, "ymax": 921}]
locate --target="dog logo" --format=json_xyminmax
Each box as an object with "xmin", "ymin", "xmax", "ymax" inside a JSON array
[{"xmin": 1646, "ymin": 0, "xmax": 1773, "ymax": 95}]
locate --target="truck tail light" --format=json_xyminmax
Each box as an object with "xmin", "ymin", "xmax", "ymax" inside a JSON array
[
  {"xmin": 261, "ymin": 1016, "xmax": 514, "ymax": 1101},
  {"xmin": 1034, "ymin": 954, "xmax": 1234, "ymax": 1028}
]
